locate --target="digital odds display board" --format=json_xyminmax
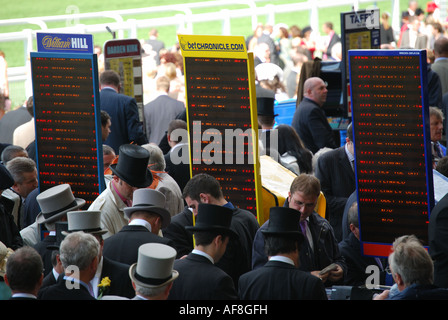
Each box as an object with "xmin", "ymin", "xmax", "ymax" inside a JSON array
[
  {"xmin": 178, "ymin": 34, "xmax": 262, "ymax": 221},
  {"xmin": 30, "ymin": 51, "xmax": 104, "ymax": 208},
  {"xmin": 348, "ymin": 49, "xmax": 434, "ymax": 257}
]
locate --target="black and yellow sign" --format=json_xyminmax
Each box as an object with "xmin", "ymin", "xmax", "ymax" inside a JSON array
[{"xmin": 178, "ymin": 35, "xmax": 262, "ymax": 222}]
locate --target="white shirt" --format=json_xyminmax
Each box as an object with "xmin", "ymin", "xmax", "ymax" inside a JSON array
[
  {"xmin": 129, "ymin": 218, "xmax": 152, "ymax": 232},
  {"xmin": 90, "ymin": 256, "xmax": 104, "ymax": 298},
  {"xmin": 192, "ymin": 249, "xmax": 214, "ymax": 264},
  {"xmin": 269, "ymin": 255, "xmax": 295, "ymax": 266}
]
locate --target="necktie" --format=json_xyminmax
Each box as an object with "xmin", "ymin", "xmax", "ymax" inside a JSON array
[
  {"xmin": 434, "ymin": 142, "xmax": 443, "ymax": 158},
  {"xmin": 88, "ymin": 282, "xmax": 95, "ymax": 297},
  {"xmin": 300, "ymin": 220, "xmax": 307, "ymax": 240}
]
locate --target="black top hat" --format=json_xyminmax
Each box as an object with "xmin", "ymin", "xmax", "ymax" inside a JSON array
[
  {"xmin": 0, "ymin": 164, "xmax": 14, "ymax": 190},
  {"xmin": 47, "ymin": 221, "xmax": 69, "ymax": 250},
  {"xmin": 262, "ymin": 207, "xmax": 304, "ymax": 242},
  {"xmin": 185, "ymin": 203, "xmax": 238, "ymax": 239},
  {"xmin": 257, "ymin": 97, "xmax": 278, "ymax": 117},
  {"xmin": 109, "ymin": 144, "xmax": 153, "ymax": 188}
]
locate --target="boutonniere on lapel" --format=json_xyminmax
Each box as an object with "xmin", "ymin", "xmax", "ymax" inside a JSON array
[{"xmin": 97, "ymin": 276, "xmax": 111, "ymax": 299}]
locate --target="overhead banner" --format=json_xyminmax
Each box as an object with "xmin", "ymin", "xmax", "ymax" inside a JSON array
[
  {"xmin": 178, "ymin": 34, "xmax": 263, "ymax": 222},
  {"xmin": 104, "ymin": 39, "xmax": 144, "ymax": 121},
  {"xmin": 341, "ymin": 9, "xmax": 380, "ymax": 118},
  {"xmin": 37, "ymin": 32, "xmax": 94, "ymax": 54},
  {"xmin": 348, "ymin": 49, "xmax": 434, "ymax": 258}
]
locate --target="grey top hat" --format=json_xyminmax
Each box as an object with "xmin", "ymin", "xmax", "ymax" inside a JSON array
[
  {"xmin": 129, "ymin": 243, "xmax": 179, "ymax": 288},
  {"xmin": 62, "ymin": 210, "xmax": 108, "ymax": 236},
  {"xmin": 36, "ymin": 184, "xmax": 86, "ymax": 225},
  {"xmin": 124, "ymin": 189, "xmax": 171, "ymax": 229}
]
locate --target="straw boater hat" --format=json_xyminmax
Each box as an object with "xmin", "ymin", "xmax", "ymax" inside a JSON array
[
  {"xmin": 129, "ymin": 243, "xmax": 179, "ymax": 288},
  {"xmin": 62, "ymin": 210, "xmax": 108, "ymax": 236},
  {"xmin": 123, "ymin": 189, "xmax": 171, "ymax": 229},
  {"xmin": 36, "ymin": 184, "xmax": 86, "ymax": 225},
  {"xmin": 262, "ymin": 206, "xmax": 305, "ymax": 243},
  {"xmin": 185, "ymin": 203, "xmax": 238, "ymax": 239},
  {"xmin": 109, "ymin": 144, "xmax": 153, "ymax": 188}
]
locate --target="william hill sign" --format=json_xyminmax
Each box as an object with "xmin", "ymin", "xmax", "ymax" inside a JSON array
[{"xmin": 37, "ymin": 33, "xmax": 94, "ymax": 54}]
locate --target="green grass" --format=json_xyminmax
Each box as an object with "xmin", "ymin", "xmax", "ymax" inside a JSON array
[{"xmin": 0, "ymin": 0, "xmax": 408, "ymax": 106}]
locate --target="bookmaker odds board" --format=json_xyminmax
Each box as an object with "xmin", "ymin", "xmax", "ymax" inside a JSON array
[
  {"xmin": 348, "ymin": 49, "xmax": 434, "ymax": 257},
  {"xmin": 178, "ymin": 34, "xmax": 263, "ymax": 222},
  {"xmin": 31, "ymin": 33, "xmax": 104, "ymax": 208}
]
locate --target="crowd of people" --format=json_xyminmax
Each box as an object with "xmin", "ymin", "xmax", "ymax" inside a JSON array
[{"xmin": 0, "ymin": 0, "xmax": 448, "ymax": 303}]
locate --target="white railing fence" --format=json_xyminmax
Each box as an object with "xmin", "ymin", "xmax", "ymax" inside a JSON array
[{"xmin": 1, "ymin": 0, "xmax": 402, "ymax": 105}]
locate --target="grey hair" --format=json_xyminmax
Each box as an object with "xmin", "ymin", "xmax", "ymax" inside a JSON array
[
  {"xmin": 5, "ymin": 157, "xmax": 36, "ymax": 183},
  {"xmin": 141, "ymin": 144, "xmax": 166, "ymax": 171},
  {"xmin": 388, "ymin": 235, "xmax": 433, "ymax": 286},
  {"xmin": 135, "ymin": 283, "xmax": 169, "ymax": 298},
  {"xmin": 59, "ymin": 231, "xmax": 99, "ymax": 270}
]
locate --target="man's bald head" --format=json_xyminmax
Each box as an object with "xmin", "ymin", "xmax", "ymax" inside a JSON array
[
  {"xmin": 434, "ymin": 36, "xmax": 448, "ymax": 58},
  {"xmin": 303, "ymin": 77, "xmax": 328, "ymax": 107}
]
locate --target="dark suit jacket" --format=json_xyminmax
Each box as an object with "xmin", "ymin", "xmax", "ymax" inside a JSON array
[
  {"xmin": 291, "ymin": 97, "xmax": 337, "ymax": 154},
  {"xmin": 163, "ymin": 205, "xmax": 259, "ymax": 289},
  {"xmin": 0, "ymin": 197, "xmax": 23, "ymax": 250},
  {"xmin": 238, "ymin": 260, "xmax": 327, "ymax": 300},
  {"xmin": 100, "ymin": 87, "xmax": 147, "ymax": 154},
  {"xmin": 164, "ymin": 144, "xmax": 190, "ymax": 192},
  {"xmin": 102, "ymin": 224, "xmax": 175, "ymax": 265},
  {"xmin": 168, "ymin": 252, "xmax": 237, "ymax": 300},
  {"xmin": 252, "ymin": 208, "xmax": 347, "ymax": 287},
  {"xmin": 100, "ymin": 256, "xmax": 134, "ymax": 298},
  {"xmin": 314, "ymin": 146, "xmax": 356, "ymax": 242},
  {"xmin": 338, "ymin": 232, "xmax": 387, "ymax": 287},
  {"xmin": 33, "ymin": 235, "xmax": 57, "ymax": 277},
  {"xmin": 325, "ymin": 32, "xmax": 341, "ymax": 58},
  {"xmin": 37, "ymin": 256, "xmax": 134, "ymax": 299},
  {"xmin": 41, "ymin": 270, "xmax": 58, "ymax": 290},
  {"xmin": 429, "ymin": 193, "xmax": 448, "ymax": 288},
  {"xmin": 38, "ymin": 276, "xmax": 96, "ymax": 300}
]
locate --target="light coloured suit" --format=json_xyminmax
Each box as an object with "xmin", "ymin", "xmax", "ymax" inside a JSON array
[
  {"xmin": 399, "ymin": 30, "xmax": 428, "ymax": 49},
  {"xmin": 153, "ymin": 172, "xmax": 184, "ymax": 217},
  {"xmin": 13, "ymin": 118, "xmax": 34, "ymax": 148},
  {"xmin": 432, "ymin": 58, "xmax": 448, "ymax": 95},
  {"xmin": 143, "ymin": 94, "xmax": 184, "ymax": 145},
  {"xmin": 88, "ymin": 180, "xmax": 129, "ymax": 239}
]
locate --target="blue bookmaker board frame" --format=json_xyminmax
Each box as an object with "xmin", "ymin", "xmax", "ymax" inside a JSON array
[
  {"xmin": 348, "ymin": 49, "xmax": 434, "ymax": 258},
  {"xmin": 30, "ymin": 51, "xmax": 105, "ymax": 210}
]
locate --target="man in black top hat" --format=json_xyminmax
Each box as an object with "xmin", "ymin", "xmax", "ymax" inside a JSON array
[
  {"xmin": 168, "ymin": 203, "xmax": 238, "ymax": 300},
  {"xmin": 252, "ymin": 174, "xmax": 346, "ymax": 286},
  {"xmin": 238, "ymin": 206, "xmax": 327, "ymax": 300},
  {"xmin": 163, "ymin": 173, "xmax": 259, "ymax": 290},
  {"xmin": 88, "ymin": 144, "xmax": 153, "ymax": 239}
]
